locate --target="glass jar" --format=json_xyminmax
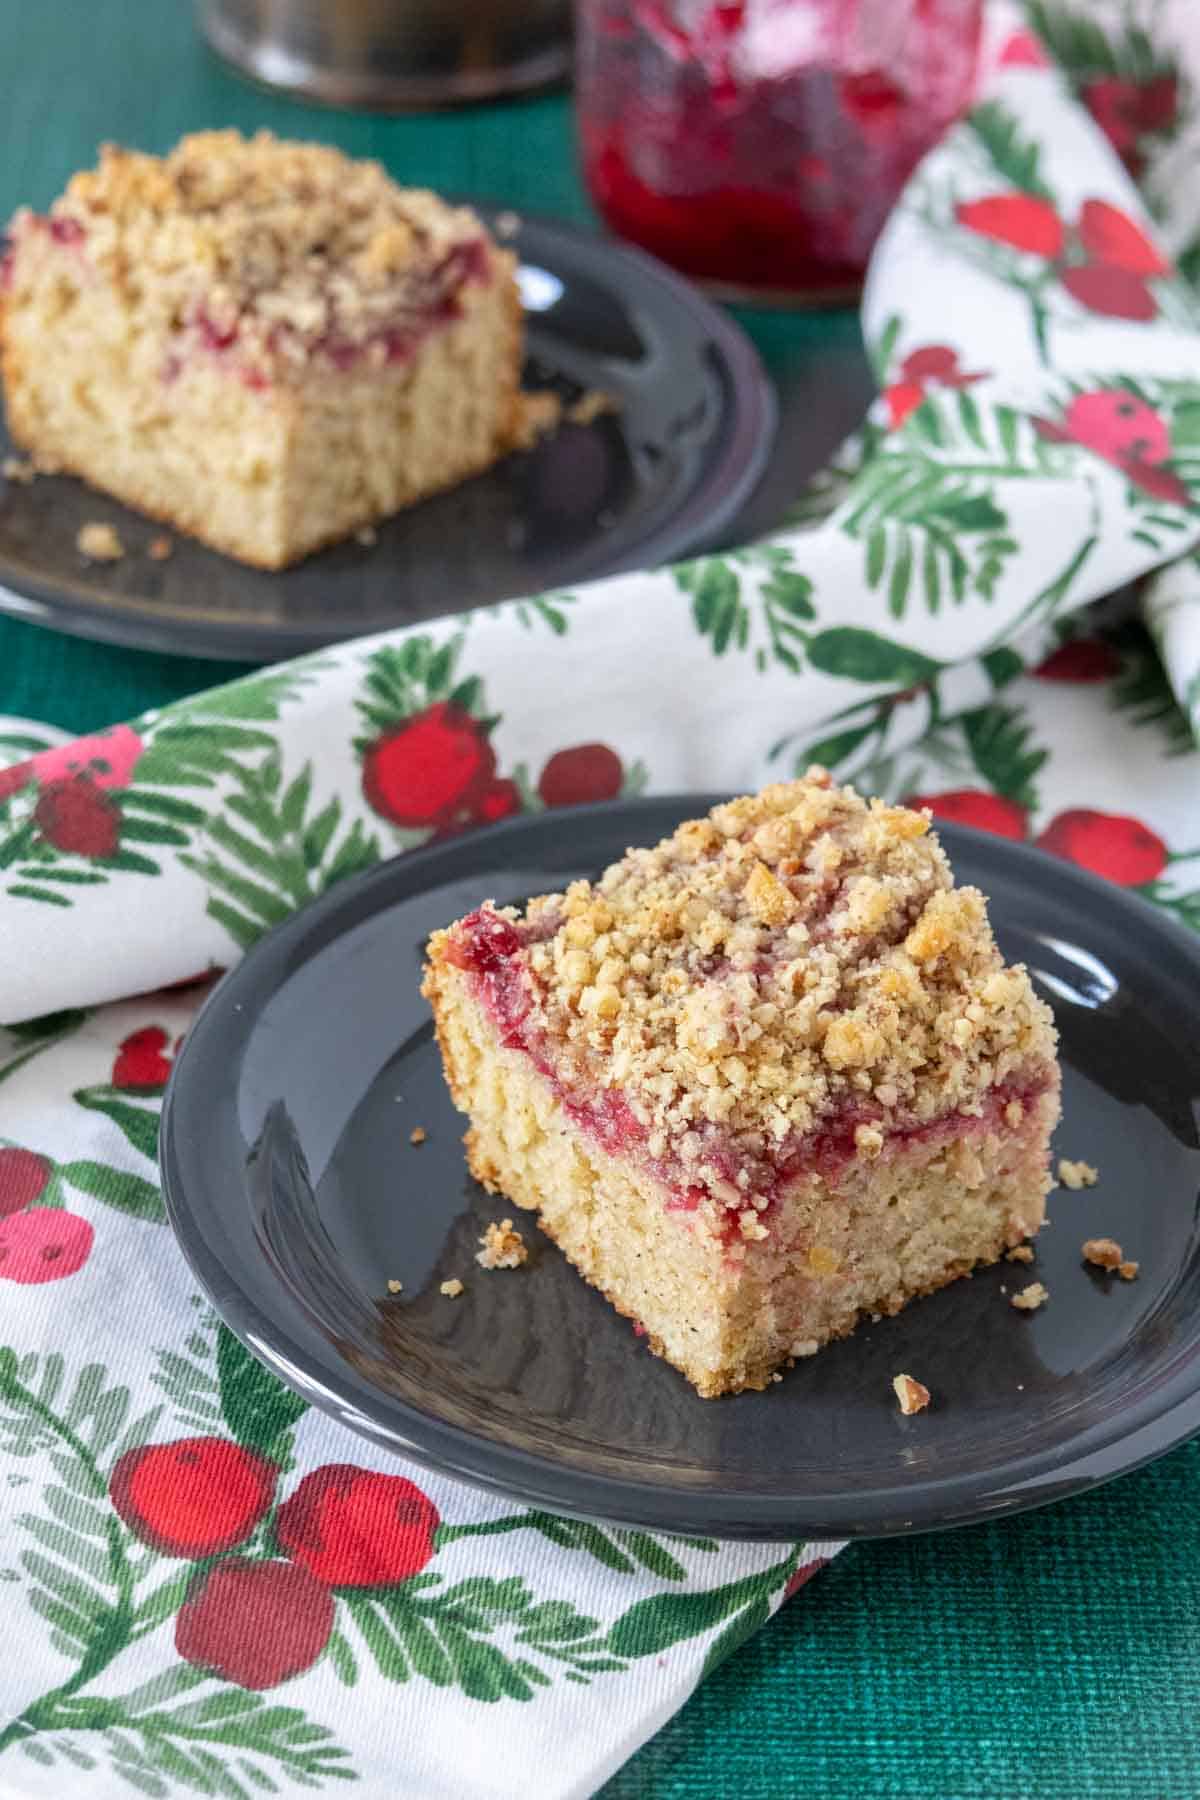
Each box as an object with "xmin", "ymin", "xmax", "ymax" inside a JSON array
[{"xmin": 575, "ymin": 0, "xmax": 983, "ymax": 301}]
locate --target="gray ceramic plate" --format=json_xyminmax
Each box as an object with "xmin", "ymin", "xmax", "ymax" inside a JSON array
[
  {"xmin": 160, "ymin": 799, "xmax": 1200, "ymax": 1538},
  {"xmin": 0, "ymin": 211, "xmax": 774, "ymax": 662}
]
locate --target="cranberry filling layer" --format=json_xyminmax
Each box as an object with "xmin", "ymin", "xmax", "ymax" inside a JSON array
[{"xmin": 445, "ymin": 907, "xmax": 1055, "ymax": 1233}]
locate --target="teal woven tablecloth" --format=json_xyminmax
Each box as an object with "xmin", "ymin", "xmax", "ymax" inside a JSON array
[{"xmin": 1, "ymin": 7, "xmax": 1197, "ymax": 1795}]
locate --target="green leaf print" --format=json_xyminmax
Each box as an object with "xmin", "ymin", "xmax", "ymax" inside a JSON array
[
  {"xmin": 1023, "ymin": 0, "xmax": 1177, "ymax": 91},
  {"xmin": 60, "ymin": 1161, "xmax": 164, "ymax": 1224},
  {"xmin": 961, "ymin": 703, "xmax": 1048, "ymax": 810},
  {"xmin": 965, "ymin": 99, "xmax": 1053, "ymax": 200},
  {"xmin": 1109, "ymin": 621, "xmax": 1194, "ymax": 756},
  {"xmin": 806, "ymin": 628, "xmax": 943, "ymax": 686},
  {"xmin": 676, "ymin": 548, "xmax": 815, "ymax": 672},
  {"xmin": 607, "ymin": 1551, "xmax": 796, "ymax": 1658},
  {"xmin": 215, "ymin": 1324, "xmax": 307, "ymax": 1464},
  {"xmin": 699, "ymin": 1596, "xmax": 773, "ymax": 1681},
  {"xmin": 72, "ymin": 1088, "xmax": 161, "ymax": 1164}
]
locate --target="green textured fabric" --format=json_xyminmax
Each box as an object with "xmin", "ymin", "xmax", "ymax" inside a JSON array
[{"xmin": 0, "ymin": 8, "xmax": 1196, "ymax": 1796}]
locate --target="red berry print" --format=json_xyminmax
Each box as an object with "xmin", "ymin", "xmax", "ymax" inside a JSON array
[
  {"xmin": 0, "ymin": 760, "xmax": 33, "ymax": 803},
  {"xmin": 1036, "ymin": 810, "xmax": 1168, "ymax": 887},
  {"xmin": 538, "ymin": 744, "xmax": 625, "ymax": 807},
  {"xmin": 1058, "ymin": 263, "xmax": 1157, "ymax": 321},
  {"xmin": 998, "ymin": 29, "xmax": 1049, "ymax": 68},
  {"xmin": 0, "ymin": 1147, "xmax": 52, "ymax": 1216},
  {"xmin": 884, "ymin": 381, "xmax": 927, "ymax": 430},
  {"xmin": 1063, "ymin": 391, "xmax": 1170, "ymax": 467},
  {"xmin": 473, "ymin": 778, "xmax": 521, "ymax": 824},
  {"xmin": 0, "ymin": 1207, "xmax": 93, "ymax": 1283},
  {"xmin": 955, "ymin": 194, "xmax": 1064, "ymax": 258},
  {"xmin": 1076, "ymin": 200, "xmax": 1169, "ymax": 278},
  {"xmin": 34, "ymin": 776, "xmax": 120, "ymax": 857},
  {"xmin": 1084, "ymin": 76, "xmax": 1178, "ymax": 176},
  {"xmin": 276, "ymin": 1464, "xmax": 440, "ymax": 1588},
  {"xmin": 112, "ymin": 1026, "xmax": 174, "ymax": 1091},
  {"xmin": 906, "ymin": 789, "xmax": 1028, "ymax": 841},
  {"xmin": 176, "ymin": 1558, "xmax": 334, "ymax": 1690},
  {"xmin": 109, "ymin": 1436, "xmax": 278, "ymax": 1557},
  {"xmin": 1032, "ymin": 639, "xmax": 1120, "ymax": 683},
  {"xmin": 362, "ymin": 702, "xmax": 496, "ymax": 831},
  {"xmin": 31, "ymin": 724, "xmax": 143, "ymax": 792},
  {"xmin": 1120, "ymin": 461, "xmax": 1191, "ymax": 507},
  {"xmin": 783, "ymin": 1557, "xmax": 830, "ymax": 1601}
]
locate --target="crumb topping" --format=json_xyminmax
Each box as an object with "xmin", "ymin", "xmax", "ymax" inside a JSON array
[
  {"xmin": 439, "ymin": 1278, "xmax": 465, "ymax": 1297},
  {"xmin": 1058, "ymin": 1158, "xmax": 1098, "ymax": 1190},
  {"xmin": 77, "ymin": 521, "xmax": 124, "ymax": 561},
  {"xmin": 476, "ymin": 1219, "xmax": 527, "ymax": 1269},
  {"xmin": 1011, "ymin": 1281, "xmax": 1049, "ymax": 1311},
  {"xmin": 15, "ymin": 131, "xmax": 500, "ymax": 379},
  {"xmin": 459, "ymin": 775, "xmax": 1057, "ymax": 1177}
]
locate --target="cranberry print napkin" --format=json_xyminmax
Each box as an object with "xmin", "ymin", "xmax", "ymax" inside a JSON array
[{"xmin": 1, "ymin": 5, "xmax": 1199, "ymax": 1797}]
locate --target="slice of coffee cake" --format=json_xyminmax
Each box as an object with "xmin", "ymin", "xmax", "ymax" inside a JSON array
[
  {"xmin": 0, "ymin": 132, "xmax": 524, "ymax": 568},
  {"xmin": 423, "ymin": 774, "xmax": 1060, "ymax": 1397}
]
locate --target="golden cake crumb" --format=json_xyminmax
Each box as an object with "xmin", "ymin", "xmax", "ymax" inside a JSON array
[
  {"xmin": 1057, "ymin": 1158, "xmax": 1098, "ymax": 1190},
  {"xmin": 147, "ymin": 534, "xmax": 174, "ymax": 561},
  {"xmin": 439, "ymin": 1278, "xmax": 465, "ymax": 1297},
  {"xmin": 1118, "ymin": 1261, "xmax": 1139, "ymax": 1281},
  {"xmin": 409, "ymin": 1126, "xmax": 427, "ymax": 1145},
  {"xmin": 356, "ymin": 525, "xmax": 378, "ymax": 547},
  {"xmin": 892, "ymin": 1373, "xmax": 931, "ymax": 1415},
  {"xmin": 2, "ymin": 455, "xmax": 34, "ymax": 484},
  {"xmin": 511, "ymin": 390, "xmax": 562, "ymax": 448},
  {"xmin": 1011, "ymin": 1281, "xmax": 1049, "ymax": 1311},
  {"xmin": 1006, "ymin": 1244, "xmax": 1035, "ymax": 1263},
  {"xmin": 476, "ymin": 1218, "xmax": 527, "ymax": 1269},
  {"xmin": 1082, "ymin": 1236, "xmax": 1123, "ymax": 1270},
  {"xmin": 77, "ymin": 521, "xmax": 124, "ymax": 561},
  {"xmin": 566, "ymin": 389, "xmax": 618, "ymax": 426},
  {"xmin": 386, "ymin": 1278, "xmax": 403, "ymax": 1294}
]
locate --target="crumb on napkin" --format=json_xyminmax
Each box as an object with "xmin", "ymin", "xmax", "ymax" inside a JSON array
[
  {"xmin": 892, "ymin": 1373, "xmax": 931, "ymax": 1415},
  {"xmin": 476, "ymin": 1219, "xmax": 527, "ymax": 1269}
]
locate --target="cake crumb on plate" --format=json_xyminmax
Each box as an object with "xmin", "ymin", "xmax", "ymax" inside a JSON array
[
  {"xmin": 386, "ymin": 1278, "xmax": 403, "ymax": 1294},
  {"xmin": 77, "ymin": 521, "xmax": 124, "ymax": 561},
  {"xmin": 355, "ymin": 525, "xmax": 377, "ymax": 547},
  {"xmin": 1082, "ymin": 1236, "xmax": 1123, "ymax": 1270},
  {"xmin": 476, "ymin": 1219, "xmax": 527, "ymax": 1269},
  {"xmin": 566, "ymin": 389, "xmax": 618, "ymax": 426},
  {"xmin": 439, "ymin": 1278, "xmax": 465, "ymax": 1298},
  {"xmin": 1011, "ymin": 1281, "xmax": 1049, "ymax": 1311},
  {"xmin": 1057, "ymin": 1158, "xmax": 1098, "ymax": 1190},
  {"xmin": 409, "ymin": 1126, "xmax": 427, "ymax": 1145},
  {"xmin": 2, "ymin": 455, "xmax": 34, "ymax": 484},
  {"xmin": 511, "ymin": 390, "xmax": 562, "ymax": 448},
  {"xmin": 1006, "ymin": 1244, "xmax": 1035, "ymax": 1263},
  {"xmin": 147, "ymin": 534, "xmax": 174, "ymax": 561},
  {"xmin": 1118, "ymin": 1261, "xmax": 1139, "ymax": 1281},
  {"xmin": 892, "ymin": 1373, "xmax": 931, "ymax": 1415}
]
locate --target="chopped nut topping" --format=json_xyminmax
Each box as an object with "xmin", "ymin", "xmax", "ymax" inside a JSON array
[
  {"xmin": 409, "ymin": 1126, "xmax": 427, "ymax": 1146},
  {"xmin": 147, "ymin": 534, "xmax": 174, "ymax": 561},
  {"xmin": 1082, "ymin": 1236, "xmax": 1123, "ymax": 1270},
  {"xmin": 1006, "ymin": 1244, "xmax": 1035, "ymax": 1263},
  {"xmin": 77, "ymin": 521, "xmax": 124, "ymax": 561},
  {"xmin": 1057, "ymin": 1158, "xmax": 1098, "ymax": 1190},
  {"xmin": 386, "ymin": 1278, "xmax": 403, "ymax": 1294},
  {"xmin": 476, "ymin": 1219, "xmax": 527, "ymax": 1270},
  {"xmin": 1011, "ymin": 1281, "xmax": 1049, "ymax": 1311},
  {"xmin": 892, "ymin": 1373, "xmax": 931, "ymax": 1415},
  {"xmin": 439, "ymin": 1278, "xmax": 465, "ymax": 1298}
]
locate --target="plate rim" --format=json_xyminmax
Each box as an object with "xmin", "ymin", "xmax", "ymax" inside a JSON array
[
  {"xmin": 159, "ymin": 798, "xmax": 1200, "ymax": 1538},
  {"xmin": 0, "ymin": 212, "xmax": 776, "ymax": 663}
]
